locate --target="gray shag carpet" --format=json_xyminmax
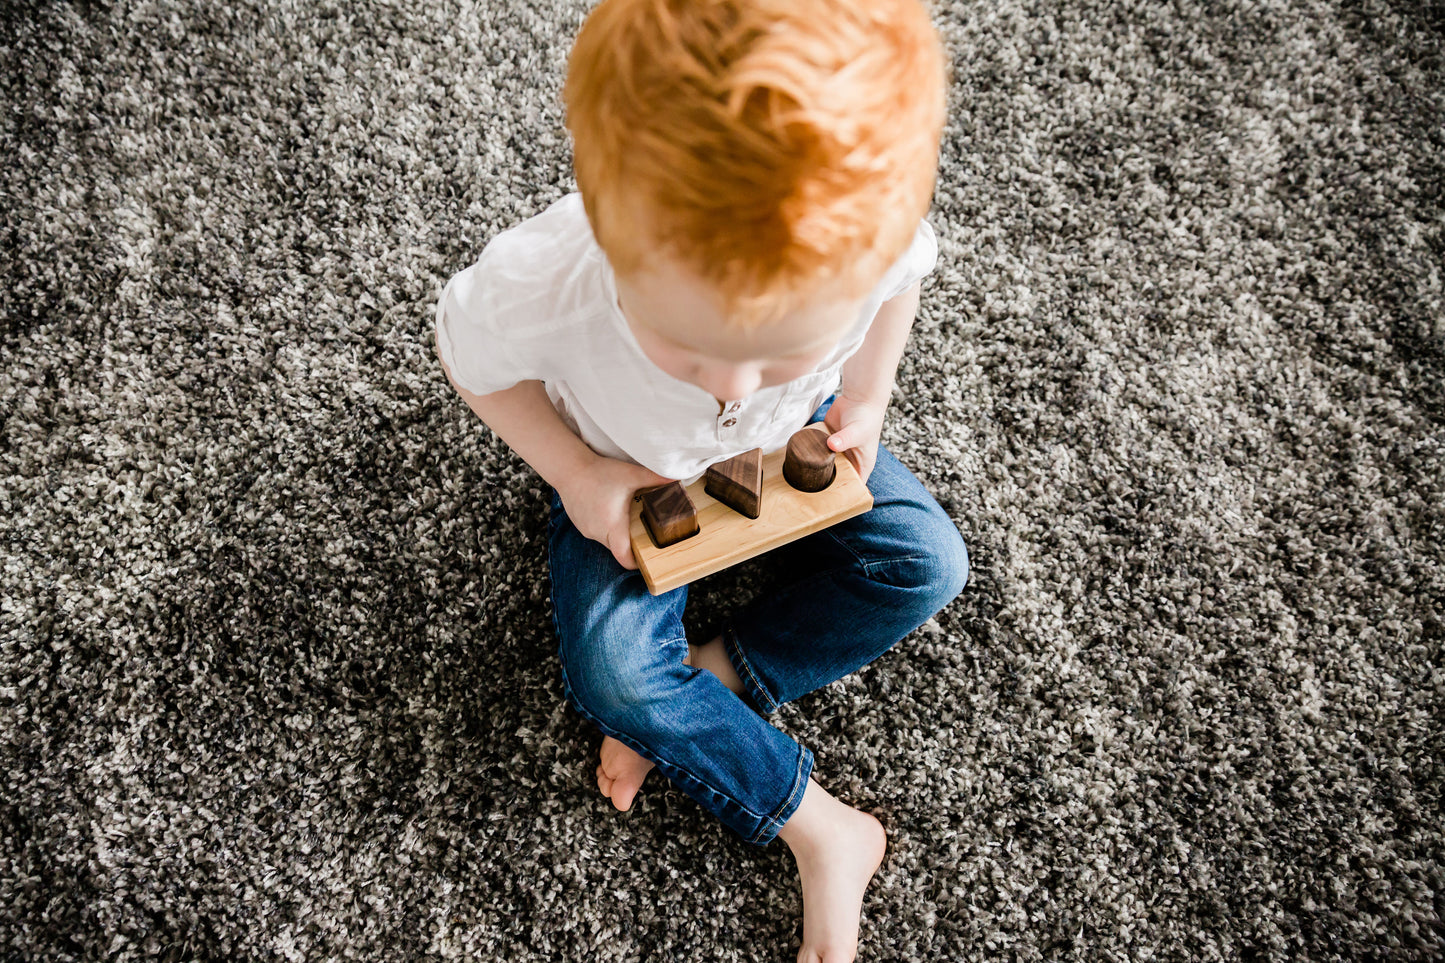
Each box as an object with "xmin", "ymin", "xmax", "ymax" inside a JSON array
[{"xmin": 3, "ymin": 0, "xmax": 1443, "ymax": 959}]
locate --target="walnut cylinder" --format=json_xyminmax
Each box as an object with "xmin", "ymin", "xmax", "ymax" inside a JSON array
[{"xmin": 782, "ymin": 425, "xmax": 836, "ymax": 493}]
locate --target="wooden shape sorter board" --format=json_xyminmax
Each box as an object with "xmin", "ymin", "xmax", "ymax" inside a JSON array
[{"xmin": 629, "ymin": 447, "xmax": 873, "ymax": 596}]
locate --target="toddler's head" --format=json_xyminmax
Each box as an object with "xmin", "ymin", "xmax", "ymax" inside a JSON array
[{"xmin": 564, "ymin": 0, "xmax": 946, "ymax": 331}]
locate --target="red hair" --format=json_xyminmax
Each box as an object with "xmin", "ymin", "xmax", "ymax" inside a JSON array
[{"xmin": 564, "ymin": 0, "xmax": 946, "ymax": 325}]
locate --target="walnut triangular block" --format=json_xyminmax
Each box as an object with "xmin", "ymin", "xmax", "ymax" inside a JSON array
[
  {"xmin": 704, "ymin": 448, "xmax": 764, "ymax": 519},
  {"xmin": 640, "ymin": 481, "xmax": 700, "ymax": 548}
]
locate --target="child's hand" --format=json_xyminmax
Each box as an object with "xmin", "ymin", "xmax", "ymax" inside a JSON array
[
  {"xmin": 824, "ymin": 393, "xmax": 887, "ymax": 486},
  {"xmin": 556, "ymin": 456, "xmax": 673, "ymax": 570}
]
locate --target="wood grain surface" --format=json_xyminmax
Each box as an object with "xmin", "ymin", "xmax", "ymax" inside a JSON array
[
  {"xmin": 782, "ymin": 424, "xmax": 837, "ymax": 493},
  {"xmin": 703, "ymin": 447, "xmax": 763, "ymax": 519},
  {"xmin": 630, "ymin": 447, "xmax": 873, "ymax": 595},
  {"xmin": 639, "ymin": 480, "xmax": 700, "ymax": 548}
]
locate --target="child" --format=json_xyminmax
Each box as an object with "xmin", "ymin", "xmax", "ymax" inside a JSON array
[{"xmin": 435, "ymin": 1, "xmax": 968, "ymax": 960}]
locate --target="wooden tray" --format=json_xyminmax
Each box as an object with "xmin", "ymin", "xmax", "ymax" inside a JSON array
[{"xmin": 629, "ymin": 448, "xmax": 873, "ymax": 595}]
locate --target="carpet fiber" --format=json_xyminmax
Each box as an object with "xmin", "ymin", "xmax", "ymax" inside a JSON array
[{"xmin": 2, "ymin": 0, "xmax": 1442, "ymax": 959}]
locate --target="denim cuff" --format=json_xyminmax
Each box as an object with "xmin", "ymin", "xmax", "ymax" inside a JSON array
[
  {"xmin": 723, "ymin": 624, "xmax": 781, "ymax": 715},
  {"xmin": 749, "ymin": 743, "xmax": 814, "ymax": 845}
]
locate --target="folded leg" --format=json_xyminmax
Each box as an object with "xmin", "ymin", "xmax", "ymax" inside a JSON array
[
  {"xmin": 725, "ymin": 434, "xmax": 969, "ymax": 713},
  {"xmin": 548, "ymin": 495, "xmax": 814, "ymax": 845}
]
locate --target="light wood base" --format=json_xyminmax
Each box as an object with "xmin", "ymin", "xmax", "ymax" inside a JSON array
[{"xmin": 629, "ymin": 448, "xmax": 873, "ymax": 595}]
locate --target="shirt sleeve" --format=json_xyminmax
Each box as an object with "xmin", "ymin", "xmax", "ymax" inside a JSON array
[
  {"xmin": 434, "ymin": 256, "xmax": 538, "ymax": 397},
  {"xmin": 878, "ymin": 219, "xmax": 939, "ymax": 302}
]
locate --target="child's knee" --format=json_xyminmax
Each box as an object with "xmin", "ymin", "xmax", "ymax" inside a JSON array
[
  {"xmin": 561, "ymin": 649, "xmax": 640, "ymax": 727},
  {"xmin": 560, "ymin": 639, "xmax": 680, "ymax": 736},
  {"xmin": 875, "ymin": 522, "xmax": 969, "ymax": 614},
  {"xmin": 918, "ymin": 501, "xmax": 970, "ymax": 601},
  {"xmin": 935, "ymin": 525, "xmax": 970, "ymax": 603},
  {"xmin": 921, "ymin": 533, "xmax": 970, "ymax": 610}
]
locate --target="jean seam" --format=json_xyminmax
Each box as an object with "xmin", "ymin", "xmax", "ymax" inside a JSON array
[
  {"xmin": 826, "ymin": 527, "xmax": 943, "ymax": 586},
  {"xmin": 729, "ymin": 559, "xmax": 879, "ymax": 709},
  {"xmin": 822, "ymin": 528, "xmax": 869, "ymax": 569},
  {"xmin": 750, "ymin": 744, "xmax": 812, "ymax": 845},
  {"xmin": 861, "ymin": 553, "xmax": 934, "ymax": 582},
  {"xmin": 724, "ymin": 626, "xmax": 781, "ymax": 715},
  {"xmin": 556, "ymin": 659, "xmax": 787, "ymax": 838}
]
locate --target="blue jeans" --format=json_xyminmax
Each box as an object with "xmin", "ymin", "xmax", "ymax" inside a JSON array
[{"xmin": 547, "ymin": 402, "xmax": 969, "ymax": 844}]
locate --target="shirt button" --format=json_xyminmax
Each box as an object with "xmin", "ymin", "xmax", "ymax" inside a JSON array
[
  {"xmin": 727, "ymin": 403, "xmax": 741, "ymax": 413},
  {"xmin": 722, "ymin": 418, "xmax": 737, "ymax": 428}
]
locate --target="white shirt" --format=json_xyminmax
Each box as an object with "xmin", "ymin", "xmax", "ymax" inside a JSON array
[{"xmin": 436, "ymin": 193, "xmax": 936, "ymax": 482}]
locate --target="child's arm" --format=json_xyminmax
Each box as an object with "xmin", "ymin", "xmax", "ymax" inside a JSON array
[
  {"xmin": 824, "ymin": 281, "xmax": 922, "ymax": 484},
  {"xmin": 438, "ymin": 360, "xmax": 669, "ymax": 569}
]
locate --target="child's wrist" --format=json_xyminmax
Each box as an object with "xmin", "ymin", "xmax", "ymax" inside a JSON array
[
  {"xmin": 549, "ymin": 445, "xmax": 602, "ymax": 496},
  {"xmin": 839, "ymin": 384, "xmax": 891, "ymax": 409}
]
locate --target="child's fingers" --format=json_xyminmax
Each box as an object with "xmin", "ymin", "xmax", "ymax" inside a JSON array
[
  {"xmin": 827, "ymin": 428, "xmax": 876, "ymax": 484},
  {"xmin": 610, "ymin": 529, "xmax": 638, "ymax": 570},
  {"xmin": 826, "ymin": 424, "xmax": 858, "ymax": 453},
  {"xmin": 617, "ymin": 468, "xmax": 671, "ymax": 570},
  {"xmin": 853, "ymin": 447, "xmax": 876, "ymax": 486}
]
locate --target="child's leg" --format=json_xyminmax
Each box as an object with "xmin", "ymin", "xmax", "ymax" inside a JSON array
[
  {"xmin": 547, "ymin": 494, "xmax": 813, "ymax": 845},
  {"xmin": 720, "ymin": 439, "xmax": 970, "ymax": 714}
]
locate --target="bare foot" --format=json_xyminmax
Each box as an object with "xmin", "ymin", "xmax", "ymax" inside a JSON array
[
  {"xmin": 596, "ymin": 736, "xmax": 656, "ymax": 811},
  {"xmin": 778, "ymin": 781, "xmax": 887, "ymax": 963},
  {"xmin": 594, "ymin": 640, "xmax": 732, "ymax": 813}
]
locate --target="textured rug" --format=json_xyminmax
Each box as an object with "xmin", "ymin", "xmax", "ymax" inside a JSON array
[{"xmin": 2, "ymin": 0, "xmax": 1442, "ymax": 959}]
